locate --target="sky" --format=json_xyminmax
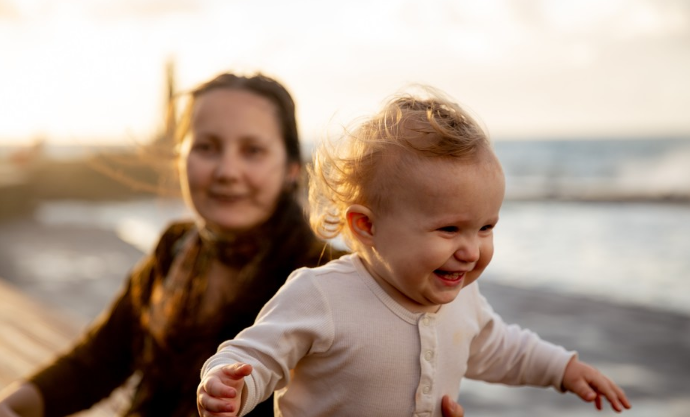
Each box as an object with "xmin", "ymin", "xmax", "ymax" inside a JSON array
[{"xmin": 1, "ymin": 0, "xmax": 689, "ymax": 146}]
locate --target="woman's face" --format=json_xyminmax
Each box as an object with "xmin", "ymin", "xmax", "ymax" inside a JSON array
[{"xmin": 178, "ymin": 88, "xmax": 298, "ymax": 234}]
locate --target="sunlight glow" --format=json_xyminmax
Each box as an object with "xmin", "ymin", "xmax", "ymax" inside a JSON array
[{"xmin": 0, "ymin": 0, "xmax": 688, "ymax": 145}]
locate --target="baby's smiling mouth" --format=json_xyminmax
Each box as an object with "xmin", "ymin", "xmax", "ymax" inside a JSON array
[{"xmin": 435, "ymin": 270, "xmax": 465, "ymax": 281}]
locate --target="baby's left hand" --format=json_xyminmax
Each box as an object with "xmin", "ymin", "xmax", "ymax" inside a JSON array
[{"xmin": 562, "ymin": 357, "xmax": 632, "ymax": 413}]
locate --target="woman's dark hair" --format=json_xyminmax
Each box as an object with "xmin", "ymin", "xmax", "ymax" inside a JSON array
[{"xmin": 177, "ymin": 72, "xmax": 302, "ymax": 166}]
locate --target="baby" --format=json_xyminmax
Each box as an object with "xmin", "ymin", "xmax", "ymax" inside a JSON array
[{"xmin": 197, "ymin": 87, "xmax": 631, "ymax": 416}]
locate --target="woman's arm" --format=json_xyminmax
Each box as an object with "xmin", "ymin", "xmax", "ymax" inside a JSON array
[
  {"xmin": 26, "ymin": 243, "xmax": 168, "ymax": 417},
  {"xmin": 0, "ymin": 267, "xmax": 142, "ymax": 417},
  {"xmin": 4, "ymin": 223, "xmax": 188, "ymax": 417},
  {"xmin": 25, "ymin": 273, "xmax": 141, "ymax": 416},
  {"xmin": 0, "ymin": 381, "xmax": 43, "ymax": 417}
]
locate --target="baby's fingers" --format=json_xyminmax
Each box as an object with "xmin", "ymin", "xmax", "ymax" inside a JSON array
[
  {"xmin": 197, "ymin": 363, "xmax": 251, "ymax": 416},
  {"xmin": 202, "ymin": 376, "xmax": 238, "ymax": 399},
  {"xmin": 197, "ymin": 390, "xmax": 236, "ymax": 415},
  {"xmin": 197, "ymin": 375, "xmax": 240, "ymax": 415},
  {"xmin": 580, "ymin": 374, "xmax": 631, "ymax": 413},
  {"xmin": 618, "ymin": 389, "xmax": 632, "ymax": 410},
  {"xmin": 569, "ymin": 377, "xmax": 599, "ymax": 404},
  {"xmin": 222, "ymin": 363, "xmax": 253, "ymax": 380},
  {"xmin": 598, "ymin": 380, "xmax": 632, "ymax": 412},
  {"xmin": 441, "ymin": 395, "xmax": 464, "ymax": 417}
]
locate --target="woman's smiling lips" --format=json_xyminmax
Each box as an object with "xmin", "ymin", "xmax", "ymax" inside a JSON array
[{"xmin": 209, "ymin": 191, "xmax": 245, "ymax": 203}]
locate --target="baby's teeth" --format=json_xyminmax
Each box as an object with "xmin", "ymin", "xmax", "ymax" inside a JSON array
[{"xmin": 441, "ymin": 271, "xmax": 461, "ymax": 280}]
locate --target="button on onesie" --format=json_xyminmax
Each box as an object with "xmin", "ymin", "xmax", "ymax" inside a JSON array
[{"xmin": 414, "ymin": 313, "xmax": 438, "ymax": 416}]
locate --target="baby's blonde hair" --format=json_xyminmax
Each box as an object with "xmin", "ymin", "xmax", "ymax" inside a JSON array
[{"xmin": 308, "ymin": 86, "xmax": 491, "ymax": 250}]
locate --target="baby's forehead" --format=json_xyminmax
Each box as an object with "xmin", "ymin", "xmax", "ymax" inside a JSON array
[
  {"xmin": 368, "ymin": 148, "xmax": 503, "ymax": 205},
  {"xmin": 378, "ymin": 145, "xmax": 499, "ymax": 177},
  {"xmin": 407, "ymin": 154, "xmax": 499, "ymax": 184}
]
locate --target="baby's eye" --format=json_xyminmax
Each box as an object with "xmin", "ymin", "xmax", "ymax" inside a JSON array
[
  {"xmin": 480, "ymin": 224, "xmax": 495, "ymax": 232},
  {"xmin": 437, "ymin": 226, "xmax": 459, "ymax": 233}
]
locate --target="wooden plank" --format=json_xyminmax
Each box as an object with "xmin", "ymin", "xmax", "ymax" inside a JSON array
[{"xmin": 0, "ymin": 279, "xmax": 125, "ymax": 416}]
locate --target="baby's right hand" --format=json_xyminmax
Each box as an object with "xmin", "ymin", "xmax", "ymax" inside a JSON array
[{"xmin": 197, "ymin": 363, "xmax": 252, "ymax": 417}]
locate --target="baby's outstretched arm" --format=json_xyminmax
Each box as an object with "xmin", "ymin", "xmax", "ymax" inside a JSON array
[
  {"xmin": 197, "ymin": 363, "xmax": 252, "ymax": 417},
  {"xmin": 562, "ymin": 357, "xmax": 632, "ymax": 413}
]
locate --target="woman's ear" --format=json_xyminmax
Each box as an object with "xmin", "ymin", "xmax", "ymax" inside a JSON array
[
  {"xmin": 288, "ymin": 162, "xmax": 300, "ymax": 182},
  {"xmin": 346, "ymin": 204, "xmax": 375, "ymax": 246},
  {"xmin": 285, "ymin": 162, "xmax": 300, "ymax": 190}
]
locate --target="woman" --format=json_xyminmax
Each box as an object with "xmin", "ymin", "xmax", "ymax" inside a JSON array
[{"xmin": 0, "ymin": 72, "xmax": 341, "ymax": 417}]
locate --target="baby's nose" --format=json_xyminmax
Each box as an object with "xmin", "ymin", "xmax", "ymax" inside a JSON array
[{"xmin": 454, "ymin": 237, "xmax": 480, "ymax": 263}]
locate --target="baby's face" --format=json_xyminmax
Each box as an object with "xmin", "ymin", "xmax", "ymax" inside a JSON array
[{"xmin": 364, "ymin": 153, "xmax": 505, "ymax": 313}]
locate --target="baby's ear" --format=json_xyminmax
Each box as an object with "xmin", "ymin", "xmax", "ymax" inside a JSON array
[{"xmin": 346, "ymin": 204, "xmax": 375, "ymax": 246}]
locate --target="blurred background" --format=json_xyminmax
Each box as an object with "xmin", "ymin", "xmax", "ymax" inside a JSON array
[{"xmin": 1, "ymin": 0, "xmax": 689, "ymax": 416}]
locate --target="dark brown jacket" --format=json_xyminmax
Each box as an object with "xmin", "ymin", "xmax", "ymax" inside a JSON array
[{"xmin": 30, "ymin": 214, "xmax": 343, "ymax": 417}]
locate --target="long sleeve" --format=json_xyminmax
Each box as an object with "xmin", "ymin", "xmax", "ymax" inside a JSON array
[
  {"xmin": 201, "ymin": 268, "xmax": 334, "ymax": 416},
  {"xmin": 464, "ymin": 284, "xmax": 576, "ymax": 391}
]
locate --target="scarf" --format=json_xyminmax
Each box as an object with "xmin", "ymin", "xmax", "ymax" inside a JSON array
[{"xmin": 147, "ymin": 193, "xmax": 308, "ymax": 345}]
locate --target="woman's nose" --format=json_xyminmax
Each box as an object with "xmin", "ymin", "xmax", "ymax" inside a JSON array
[
  {"xmin": 214, "ymin": 150, "xmax": 241, "ymax": 180},
  {"xmin": 454, "ymin": 236, "xmax": 480, "ymax": 264}
]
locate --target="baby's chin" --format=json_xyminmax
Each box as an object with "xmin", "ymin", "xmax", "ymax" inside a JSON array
[{"xmin": 426, "ymin": 288, "xmax": 465, "ymax": 308}]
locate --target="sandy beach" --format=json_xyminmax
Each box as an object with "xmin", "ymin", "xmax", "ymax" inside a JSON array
[{"xmin": 1, "ymin": 217, "xmax": 688, "ymax": 417}]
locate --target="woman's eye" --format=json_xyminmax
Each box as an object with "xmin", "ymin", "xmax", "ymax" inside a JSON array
[
  {"xmin": 192, "ymin": 141, "xmax": 215, "ymax": 152},
  {"xmin": 243, "ymin": 145, "xmax": 266, "ymax": 157},
  {"xmin": 438, "ymin": 226, "xmax": 459, "ymax": 233}
]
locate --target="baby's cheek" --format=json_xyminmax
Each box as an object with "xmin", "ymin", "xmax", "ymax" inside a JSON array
[{"xmin": 475, "ymin": 242, "xmax": 494, "ymax": 273}]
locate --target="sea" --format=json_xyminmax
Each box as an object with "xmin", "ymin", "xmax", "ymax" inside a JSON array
[{"xmin": 6, "ymin": 137, "xmax": 690, "ymax": 317}]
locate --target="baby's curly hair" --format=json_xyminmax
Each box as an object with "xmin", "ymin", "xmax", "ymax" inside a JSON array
[{"xmin": 308, "ymin": 86, "xmax": 491, "ymax": 251}]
